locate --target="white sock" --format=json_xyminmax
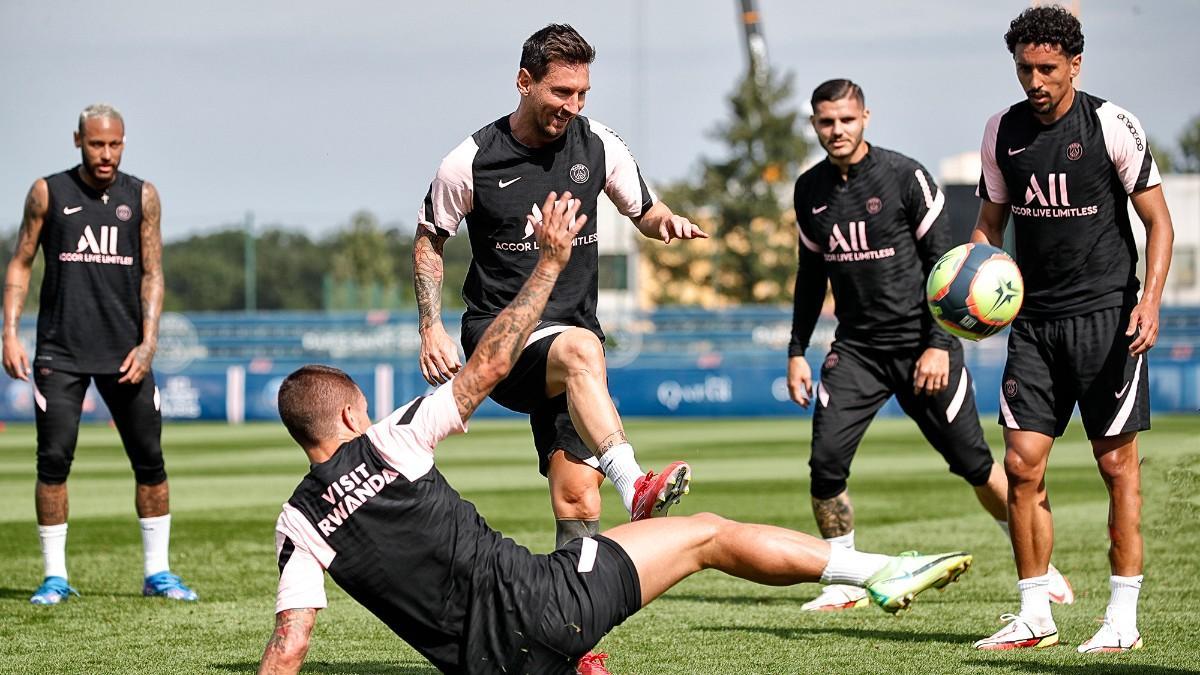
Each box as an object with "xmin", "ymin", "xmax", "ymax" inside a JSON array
[
  {"xmin": 38, "ymin": 523, "xmax": 69, "ymax": 580},
  {"xmin": 825, "ymin": 531, "xmax": 855, "ymax": 551},
  {"xmin": 1017, "ymin": 574, "xmax": 1054, "ymax": 625},
  {"xmin": 1107, "ymin": 574, "xmax": 1142, "ymax": 633},
  {"xmin": 819, "ymin": 544, "xmax": 890, "ymax": 586},
  {"xmin": 596, "ymin": 443, "xmax": 643, "ymax": 513},
  {"xmin": 140, "ymin": 514, "xmax": 172, "ymax": 577}
]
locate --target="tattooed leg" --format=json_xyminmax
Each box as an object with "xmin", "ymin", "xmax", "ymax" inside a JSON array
[{"xmin": 812, "ymin": 491, "xmax": 855, "ymax": 539}]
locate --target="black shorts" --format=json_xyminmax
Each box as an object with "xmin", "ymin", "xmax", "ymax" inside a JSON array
[
  {"xmin": 473, "ymin": 535, "xmax": 641, "ymax": 674},
  {"xmin": 809, "ymin": 340, "xmax": 994, "ymax": 500},
  {"xmin": 999, "ymin": 306, "xmax": 1150, "ymax": 439},
  {"xmin": 461, "ymin": 318, "xmax": 594, "ymax": 476},
  {"xmin": 32, "ymin": 367, "xmax": 165, "ymax": 485}
]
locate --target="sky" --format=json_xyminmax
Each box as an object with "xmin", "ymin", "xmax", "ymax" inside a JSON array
[{"xmin": 1, "ymin": 0, "xmax": 1197, "ymax": 240}]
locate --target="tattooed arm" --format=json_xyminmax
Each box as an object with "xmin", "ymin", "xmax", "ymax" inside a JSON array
[
  {"xmin": 414, "ymin": 227, "xmax": 463, "ymax": 385},
  {"xmin": 257, "ymin": 608, "xmax": 317, "ymax": 675},
  {"xmin": 2, "ymin": 179, "xmax": 48, "ymax": 381},
  {"xmin": 119, "ymin": 181, "xmax": 163, "ymax": 384},
  {"xmin": 451, "ymin": 192, "xmax": 586, "ymax": 422}
]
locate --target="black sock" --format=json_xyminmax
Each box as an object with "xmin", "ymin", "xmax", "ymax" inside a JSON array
[{"xmin": 555, "ymin": 519, "xmax": 600, "ymax": 549}]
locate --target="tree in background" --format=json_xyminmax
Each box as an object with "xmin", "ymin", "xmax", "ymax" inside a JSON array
[
  {"xmin": 641, "ymin": 69, "xmax": 809, "ymax": 306},
  {"xmin": 1148, "ymin": 137, "xmax": 1175, "ymax": 174}
]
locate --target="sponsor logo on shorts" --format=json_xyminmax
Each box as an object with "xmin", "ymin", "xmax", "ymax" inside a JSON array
[
  {"xmin": 1004, "ymin": 378, "xmax": 1018, "ymax": 399},
  {"xmin": 116, "ymin": 204, "xmax": 132, "ymax": 221},
  {"xmin": 570, "ymin": 163, "xmax": 590, "ymax": 184},
  {"xmin": 824, "ymin": 352, "xmax": 839, "ymax": 371},
  {"xmin": 866, "ymin": 197, "xmax": 882, "ymax": 214},
  {"xmin": 39, "ymin": 367, "xmax": 53, "ymax": 376},
  {"xmin": 1114, "ymin": 381, "xmax": 1131, "ymax": 398},
  {"xmin": 1066, "ymin": 142, "xmax": 1084, "ymax": 161}
]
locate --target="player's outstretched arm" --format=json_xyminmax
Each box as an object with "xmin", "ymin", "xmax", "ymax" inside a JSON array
[
  {"xmin": 634, "ymin": 201, "xmax": 708, "ymax": 244},
  {"xmin": 1127, "ymin": 184, "xmax": 1174, "ymax": 355},
  {"xmin": 414, "ymin": 226, "xmax": 462, "ymax": 385},
  {"xmin": 451, "ymin": 192, "xmax": 586, "ymax": 422},
  {"xmin": 971, "ymin": 200, "xmax": 1008, "ymax": 247},
  {"xmin": 119, "ymin": 181, "xmax": 163, "ymax": 384},
  {"xmin": 257, "ymin": 608, "xmax": 316, "ymax": 675},
  {"xmin": 2, "ymin": 179, "xmax": 48, "ymax": 381}
]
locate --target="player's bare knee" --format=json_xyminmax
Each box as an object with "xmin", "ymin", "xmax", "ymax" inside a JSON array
[
  {"xmin": 1003, "ymin": 450, "xmax": 1043, "ymax": 486},
  {"xmin": 556, "ymin": 329, "xmax": 605, "ymax": 374},
  {"xmin": 550, "ymin": 478, "xmax": 602, "ymax": 520}
]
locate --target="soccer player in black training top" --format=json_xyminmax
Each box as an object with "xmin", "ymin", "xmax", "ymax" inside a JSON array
[
  {"xmin": 788, "ymin": 80, "xmax": 1072, "ymax": 613},
  {"xmin": 414, "ymin": 26, "xmax": 705, "ymax": 546},
  {"xmin": 970, "ymin": 6, "xmax": 1173, "ymax": 653},
  {"xmin": 258, "ymin": 193, "xmax": 974, "ymax": 675},
  {"xmin": 2, "ymin": 104, "xmax": 197, "ymax": 605}
]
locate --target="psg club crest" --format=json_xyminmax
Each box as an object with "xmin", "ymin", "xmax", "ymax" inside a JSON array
[
  {"xmin": 823, "ymin": 352, "xmax": 840, "ymax": 371},
  {"xmin": 116, "ymin": 204, "xmax": 133, "ymax": 221},
  {"xmin": 1004, "ymin": 378, "xmax": 1018, "ymax": 399},
  {"xmin": 866, "ymin": 197, "xmax": 883, "ymax": 215},
  {"xmin": 1066, "ymin": 142, "xmax": 1084, "ymax": 161},
  {"xmin": 570, "ymin": 163, "xmax": 590, "ymax": 184}
]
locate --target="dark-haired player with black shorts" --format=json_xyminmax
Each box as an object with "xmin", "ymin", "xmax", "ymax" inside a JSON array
[
  {"xmin": 414, "ymin": 25, "xmax": 705, "ymax": 548},
  {"xmin": 971, "ymin": 6, "xmax": 1173, "ymax": 653},
  {"xmin": 258, "ymin": 194, "xmax": 974, "ymax": 675},
  {"xmin": 788, "ymin": 79, "xmax": 1073, "ymax": 612},
  {"xmin": 2, "ymin": 104, "xmax": 197, "ymax": 605}
]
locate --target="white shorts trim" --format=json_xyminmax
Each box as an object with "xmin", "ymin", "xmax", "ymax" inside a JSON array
[{"xmin": 577, "ymin": 536, "xmax": 598, "ymax": 573}]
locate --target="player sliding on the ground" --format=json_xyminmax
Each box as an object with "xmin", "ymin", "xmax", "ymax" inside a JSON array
[
  {"xmin": 257, "ymin": 193, "xmax": 973, "ymax": 675},
  {"xmin": 787, "ymin": 79, "xmax": 1071, "ymax": 613}
]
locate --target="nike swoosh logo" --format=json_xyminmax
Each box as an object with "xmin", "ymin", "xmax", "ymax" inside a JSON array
[
  {"xmin": 498, "ymin": 177, "xmax": 522, "ymax": 188},
  {"xmin": 1115, "ymin": 382, "xmax": 1131, "ymax": 398},
  {"xmin": 811, "ymin": 205, "xmax": 828, "ymax": 214},
  {"xmin": 63, "ymin": 206, "xmax": 83, "ymax": 215},
  {"xmin": 1007, "ymin": 147, "xmax": 1027, "ymax": 156}
]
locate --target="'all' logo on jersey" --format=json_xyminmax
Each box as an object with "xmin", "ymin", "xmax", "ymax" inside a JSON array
[
  {"xmin": 1025, "ymin": 173, "xmax": 1070, "ymax": 207},
  {"xmin": 828, "ymin": 221, "xmax": 868, "ymax": 252},
  {"xmin": 76, "ymin": 225, "xmax": 119, "ymax": 255}
]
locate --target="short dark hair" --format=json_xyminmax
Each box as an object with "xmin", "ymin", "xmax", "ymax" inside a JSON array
[
  {"xmin": 277, "ymin": 364, "xmax": 361, "ymax": 449},
  {"xmin": 520, "ymin": 24, "xmax": 596, "ymax": 81},
  {"xmin": 1005, "ymin": 5, "xmax": 1084, "ymax": 56},
  {"xmin": 811, "ymin": 79, "xmax": 864, "ymax": 110}
]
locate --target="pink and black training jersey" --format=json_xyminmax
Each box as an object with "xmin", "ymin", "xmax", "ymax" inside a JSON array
[
  {"xmin": 273, "ymin": 385, "xmax": 551, "ymax": 672},
  {"xmin": 791, "ymin": 146, "xmax": 957, "ymax": 356},
  {"xmin": 417, "ymin": 115, "xmax": 656, "ymax": 340},
  {"xmin": 977, "ymin": 91, "xmax": 1161, "ymax": 319}
]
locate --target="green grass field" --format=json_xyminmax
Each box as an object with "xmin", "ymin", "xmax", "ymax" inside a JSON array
[{"xmin": 0, "ymin": 415, "xmax": 1197, "ymax": 674}]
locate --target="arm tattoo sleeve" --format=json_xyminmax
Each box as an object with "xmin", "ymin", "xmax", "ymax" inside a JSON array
[
  {"xmin": 139, "ymin": 183, "xmax": 164, "ymax": 349},
  {"xmin": 413, "ymin": 230, "xmax": 448, "ymax": 332}
]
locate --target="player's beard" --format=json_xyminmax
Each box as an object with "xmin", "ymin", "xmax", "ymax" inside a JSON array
[{"xmin": 81, "ymin": 154, "xmax": 118, "ymax": 187}]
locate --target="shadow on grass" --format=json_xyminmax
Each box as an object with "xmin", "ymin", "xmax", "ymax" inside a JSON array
[
  {"xmin": 0, "ymin": 587, "xmax": 33, "ymax": 600},
  {"xmin": 658, "ymin": 592, "xmax": 806, "ymax": 606},
  {"xmin": 213, "ymin": 661, "xmax": 437, "ymax": 674},
  {"xmin": 695, "ymin": 624, "xmax": 977, "ymax": 645},
  {"xmin": 965, "ymin": 656, "xmax": 1197, "ymax": 675}
]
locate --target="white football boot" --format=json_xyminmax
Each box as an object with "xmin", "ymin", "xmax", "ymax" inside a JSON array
[{"xmin": 800, "ymin": 584, "xmax": 869, "ymax": 611}]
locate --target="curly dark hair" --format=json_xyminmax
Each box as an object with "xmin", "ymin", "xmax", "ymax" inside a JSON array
[{"xmin": 1005, "ymin": 5, "xmax": 1084, "ymax": 56}]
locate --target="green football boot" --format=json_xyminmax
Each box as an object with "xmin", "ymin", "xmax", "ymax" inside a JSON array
[{"xmin": 864, "ymin": 550, "xmax": 973, "ymax": 614}]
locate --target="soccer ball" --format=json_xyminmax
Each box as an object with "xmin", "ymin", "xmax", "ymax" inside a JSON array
[{"xmin": 926, "ymin": 243, "xmax": 1024, "ymax": 340}]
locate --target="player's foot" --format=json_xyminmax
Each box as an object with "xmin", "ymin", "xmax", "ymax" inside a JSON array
[
  {"xmin": 630, "ymin": 461, "xmax": 691, "ymax": 521},
  {"xmin": 864, "ymin": 550, "xmax": 972, "ymax": 614},
  {"xmin": 143, "ymin": 571, "xmax": 199, "ymax": 601},
  {"xmin": 973, "ymin": 613, "xmax": 1059, "ymax": 650},
  {"xmin": 575, "ymin": 651, "xmax": 611, "ymax": 675},
  {"xmin": 30, "ymin": 576, "xmax": 79, "ymax": 606},
  {"xmin": 1077, "ymin": 612, "xmax": 1143, "ymax": 653},
  {"xmin": 1046, "ymin": 563, "xmax": 1075, "ymax": 604},
  {"xmin": 801, "ymin": 584, "xmax": 870, "ymax": 611}
]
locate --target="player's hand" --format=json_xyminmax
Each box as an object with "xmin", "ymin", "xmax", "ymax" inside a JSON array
[
  {"xmin": 418, "ymin": 322, "xmax": 462, "ymax": 386},
  {"xmin": 529, "ymin": 191, "xmax": 587, "ymax": 272},
  {"xmin": 1126, "ymin": 298, "xmax": 1160, "ymax": 355},
  {"xmin": 787, "ymin": 356, "xmax": 813, "ymax": 408},
  {"xmin": 913, "ymin": 347, "xmax": 949, "ymax": 396},
  {"xmin": 118, "ymin": 342, "xmax": 155, "ymax": 384},
  {"xmin": 658, "ymin": 214, "xmax": 708, "ymax": 244},
  {"xmin": 2, "ymin": 334, "xmax": 30, "ymax": 381}
]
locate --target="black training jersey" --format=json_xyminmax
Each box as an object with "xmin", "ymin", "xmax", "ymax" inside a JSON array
[
  {"xmin": 417, "ymin": 115, "xmax": 656, "ymax": 339},
  {"xmin": 36, "ymin": 167, "xmax": 144, "ymax": 373},
  {"xmin": 790, "ymin": 146, "xmax": 957, "ymax": 356},
  {"xmin": 274, "ymin": 385, "xmax": 547, "ymax": 674},
  {"xmin": 977, "ymin": 91, "xmax": 1160, "ymax": 319}
]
